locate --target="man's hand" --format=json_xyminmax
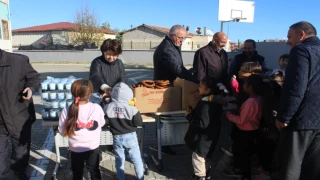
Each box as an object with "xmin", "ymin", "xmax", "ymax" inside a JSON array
[
  {"xmin": 22, "ymin": 87, "xmax": 32, "ymax": 101},
  {"xmin": 276, "ymin": 119, "xmax": 288, "ymax": 130}
]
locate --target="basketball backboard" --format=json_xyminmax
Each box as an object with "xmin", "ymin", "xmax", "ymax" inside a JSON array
[{"xmin": 218, "ymin": 0, "xmax": 255, "ymax": 23}]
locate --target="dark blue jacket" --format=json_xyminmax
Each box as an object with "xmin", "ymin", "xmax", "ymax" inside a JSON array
[
  {"xmin": 278, "ymin": 36, "xmax": 320, "ymax": 130},
  {"xmin": 153, "ymin": 36, "xmax": 199, "ymax": 83}
]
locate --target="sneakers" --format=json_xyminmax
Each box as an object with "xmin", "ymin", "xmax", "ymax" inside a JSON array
[
  {"xmin": 219, "ymin": 147, "xmax": 233, "ymax": 157},
  {"xmin": 222, "ymin": 168, "xmax": 242, "ymax": 178}
]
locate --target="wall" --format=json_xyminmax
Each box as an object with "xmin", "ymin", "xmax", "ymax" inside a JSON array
[
  {"xmin": 13, "ymin": 42, "xmax": 291, "ymax": 69},
  {"xmin": 12, "ymin": 32, "xmax": 47, "ymax": 47},
  {"xmin": 122, "ymin": 27, "xmax": 165, "ymax": 49},
  {"xmin": 190, "ymin": 36, "xmax": 212, "ymax": 50}
]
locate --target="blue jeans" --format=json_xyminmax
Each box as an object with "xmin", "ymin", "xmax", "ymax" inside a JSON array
[{"xmin": 113, "ymin": 132, "xmax": 144, "ymax": 180}]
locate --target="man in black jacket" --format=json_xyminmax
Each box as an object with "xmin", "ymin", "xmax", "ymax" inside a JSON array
[
  {"xmin": 153, "ymin": 25, "xmax": 198, "ymax": 155},
  {"xmin": 276, "ymin": 21, "xmax": 320, "ymax": 180},
  {"xmin": 228, "ymin": 39, "xmax": 267, "ymax": 78},
  {"xmin": 0, "ymin": 49, "xmax": 40, "ymax": 179},
  {"xmin": 153, "ymin": 25, "xmax": 199, "ymax": 84}
]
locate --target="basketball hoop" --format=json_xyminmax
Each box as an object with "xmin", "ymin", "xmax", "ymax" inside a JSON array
[{"xmin": 232, "ymin": 17, "xmax": 247, "ymax": 22}]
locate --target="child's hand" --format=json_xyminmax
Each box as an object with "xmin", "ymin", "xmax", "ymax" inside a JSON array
[{"xmin": 186, "ymin": 106, "xmax": 192, "ymax": 116}]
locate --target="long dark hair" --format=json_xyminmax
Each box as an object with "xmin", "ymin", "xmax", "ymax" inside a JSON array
[
  {"xmin": 63, "ymin": 79, "xmax": 93, "ymax": 138},
  {"xmin": 246, "ymin": 74, "xmax": 279, "ymax": 128}
]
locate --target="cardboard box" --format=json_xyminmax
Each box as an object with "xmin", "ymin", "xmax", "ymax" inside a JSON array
[
  {"xmin": 174, "ymin": 78, "xmax": 202, "ymax": 110},
  {"xmin": 133, "ymin": 87, "xmax": 182, "ymax": 113}
]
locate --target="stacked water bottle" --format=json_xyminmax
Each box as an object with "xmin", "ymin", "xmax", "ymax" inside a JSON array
[{"xmin": 40, "ymin": 76, "xmax": 78, "ymax": 120}]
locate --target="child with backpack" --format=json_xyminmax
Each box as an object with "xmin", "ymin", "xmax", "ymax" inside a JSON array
[
  {"xmin": 103, "ymin": 82, "xmax": 144, "ymax": 180},
  {"xmin": 185, "ymin": 77, "xmax": 235, "ymax": 180},
  {"xmin": 58, "ymin": 80, "xmax": 105, "ymax": 180},
  {"xmin": 224, "ymin": 74, "xmax": 271, "ymax": 180}
]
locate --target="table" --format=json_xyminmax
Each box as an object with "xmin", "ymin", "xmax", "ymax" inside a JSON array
[
  {"xmin": 42, "ymin": 115, "xmax": 155, "ymax": 180},
  {"xmin": 150, "ymin": 103, "xmax": 237, "ymax": 171}
]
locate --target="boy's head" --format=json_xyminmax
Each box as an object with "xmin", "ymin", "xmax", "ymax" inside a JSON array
[
  {"xmin": 270, "ymin": 71, "xmax": 285, "ymax": 86},
  {"xmin": 238, "ymin": 62, "xmax": 263, "ymax": 79},
  {"xmin": 110, "ymin": 82, "xmax": 133, "ymax": 103},
  {"xmin": 279, "ymin": 54, "xmax": 289, "ymax": 70},
  {"xmin": 199, "ymin": 77, "xmax": 218, "ymax": 96}
]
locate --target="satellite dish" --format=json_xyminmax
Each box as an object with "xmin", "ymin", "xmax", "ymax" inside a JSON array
[
  {"xmin": 205, "ymin": 29, "xmax": 214, "ymax": 36},
  {"xmin": 195, "ymin": 27, "xmax": 201, "ymax": 35}
]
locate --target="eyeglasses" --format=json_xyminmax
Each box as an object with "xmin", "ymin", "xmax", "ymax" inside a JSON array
[{"xmin": 173, "ymin": 34, "xmax": 186, "ymax": 41}]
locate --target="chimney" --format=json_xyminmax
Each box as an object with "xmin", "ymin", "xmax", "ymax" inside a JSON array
[
  {"xmin": 186, "ymin": 26, "xmax": 190, "ymax": 33},
  {"xmin": 204, "ymin": 27, "xmax": 207, "ymax": 36}
]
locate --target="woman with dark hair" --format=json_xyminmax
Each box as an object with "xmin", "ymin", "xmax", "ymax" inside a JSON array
[{"xmin": 89, "ymin": 39, "xmax": 127, "ymax": 94}]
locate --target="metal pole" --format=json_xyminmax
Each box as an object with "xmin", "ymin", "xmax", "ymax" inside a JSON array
[{"xmin": 220, "ymin": 21, "xmax": 224, "ymax": 32}]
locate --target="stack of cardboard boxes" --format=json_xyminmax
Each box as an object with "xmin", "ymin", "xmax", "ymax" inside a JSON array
[{"xmin": 133, "ymin": 78, "xmax": 202, "ymax": 113}]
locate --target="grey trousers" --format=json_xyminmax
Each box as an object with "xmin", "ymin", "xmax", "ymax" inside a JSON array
[{"xmin": 278, "ymin": 128, "xmax": 320, "ymax": 180}]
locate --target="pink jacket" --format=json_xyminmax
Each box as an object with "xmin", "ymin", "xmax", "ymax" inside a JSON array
[
  {"xmin": 226, "ymin": 97, "xmax": 262, "ymax": 131},
  {"xmin": 230, "ymin": 78, "xmax": 239, "ymax": 95}
]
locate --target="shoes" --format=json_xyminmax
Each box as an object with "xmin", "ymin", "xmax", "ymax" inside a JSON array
[
  {"xmin": 219, "ymin": 147, "xmax": 233, "ymax": 157},
  {"xmin": 191, "ymin": 174, "xmax": 206, "ymax": 180},
  {"xmin": 222, "ymin": 168, "xmax": 242, "ymax": 178},
  {"xmin": 205, "ymin": 168, "xmax": 211, "ymax": 180},
  {"xmin": 161, "ymin": 146, "xmax": 176, "ymax": 155}
]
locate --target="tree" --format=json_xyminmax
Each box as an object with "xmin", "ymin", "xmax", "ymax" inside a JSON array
[
  {"xmin": 101, "ymin": 22, "xmax": 111, "ymax": 30},
  {"xmin": 72, "ymin": 6, "xmax": 105, "ymax": 47}
]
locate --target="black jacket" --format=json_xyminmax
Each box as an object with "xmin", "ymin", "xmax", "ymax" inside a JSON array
[
  {"xmin": 193, "ymin": 42, "xmax": 229, "ymax": 83},
  {"xmin": 278, "ymin": 36, "xmax": 320, "ymax": 130},
  {"xmin": 184, "ymin": 97, "xmax": 222, "ymax": 158},
  {"xmin": 153, "ymin": 36, "xmax": 199, "ymax": 83},
  {"xmin": 229, "ymin": 51, "xmax": 266, "ymax": 78},
  {"xmin": 0, "ymin": 50, "xmax": 40, "ymax": 135},
  {"xmin": 89, "ymin": 56, "xmax": 127, "ymax": 93}
]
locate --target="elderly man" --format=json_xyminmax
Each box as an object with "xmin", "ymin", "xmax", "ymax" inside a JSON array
[
  {"xmin": 193, "ymin": 32, "xmax": 229, "ymax": 83},
  {"xmin": 276, "ymin": 21, "xmax": 320, "ymax": 180},
  {"xmin": 0, "ymin": 49, "xmax": 40, "ymax": 179},
  {"xmin": 153, "ymin": 25, "xmax": 198, "ymax": 155},
  {"xmin": 228, "ymin": 39, "xmax": 267, "ymax": 78},
  {"xmin": 153, "ymin": 25, "xmax": 199, "ymax": 84}
]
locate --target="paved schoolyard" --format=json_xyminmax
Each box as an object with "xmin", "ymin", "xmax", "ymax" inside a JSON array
[{"xmin": 4, "ymin": 64, "xmax": 235, "ymax": 180}]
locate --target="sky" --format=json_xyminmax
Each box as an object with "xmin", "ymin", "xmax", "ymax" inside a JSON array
[{"xmin": 8, "ymin": 0, "xmax": 320, "ymax": 42}]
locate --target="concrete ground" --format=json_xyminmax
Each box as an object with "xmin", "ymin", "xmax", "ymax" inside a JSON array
[{"xmin": 3, "ymin": 64, "xmax": 235, "ymax": 180}]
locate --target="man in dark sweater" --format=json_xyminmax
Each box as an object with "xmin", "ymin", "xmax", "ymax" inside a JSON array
[
  {"xmin": 193, "ymin": 32, "xmax": 229, "ymax": 87},
  {"xmin": 276, "ymin": 21, "xmax": 320, "ymax": 180}
]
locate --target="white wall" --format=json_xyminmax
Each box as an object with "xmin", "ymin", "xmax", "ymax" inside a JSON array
[
  {"xmin": 12, "ymin": 32, "xmax": 47, "ymax": 47},
  {"xmin": 13, "ymin": 42, "xmax": 291, "ymax": 69}
]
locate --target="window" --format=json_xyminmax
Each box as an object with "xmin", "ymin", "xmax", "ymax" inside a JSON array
[
  {"xmin": 1, "ymin": 20, "xmax": 9, "ymax": 40},
  {"xmin": 196, "ymin": 44, "xmax": 201, "ymax": 49}
]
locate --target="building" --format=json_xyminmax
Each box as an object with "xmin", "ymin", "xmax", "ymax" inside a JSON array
[
  {"xmin": 0, "ymin": 0, "xmax": 12, "ymax": 52},
  {"xmin": 122, "ymin": 24, "xmax": 212, "ymax": 51},
  {"xmin": 12, "ymin": 22, "xmax": 116, "ymax": 48}
]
